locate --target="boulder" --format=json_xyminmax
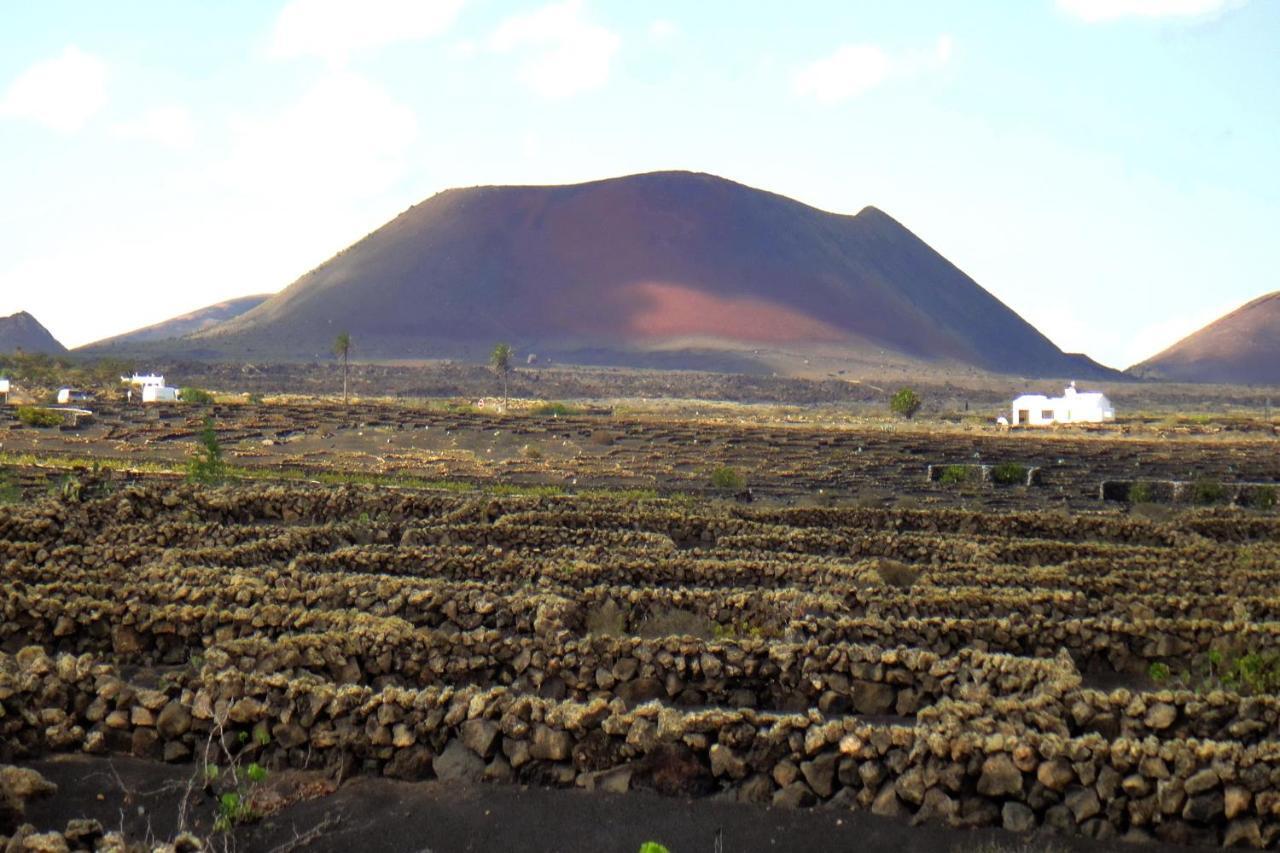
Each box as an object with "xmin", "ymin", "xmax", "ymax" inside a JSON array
[{"xmin": 977, "ymin": 754, "xmax": 1022, "ymax": 797}]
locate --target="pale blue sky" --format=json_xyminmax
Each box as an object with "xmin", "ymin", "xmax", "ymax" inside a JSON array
[{"xmin": 1, "ymin": 0, "xmax": 1275, "ymax": 367}]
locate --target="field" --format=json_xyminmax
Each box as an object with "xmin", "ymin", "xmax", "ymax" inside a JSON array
[{"xmin": 2, "ymin": 392, "xmax": 1279, "ymax": 851}]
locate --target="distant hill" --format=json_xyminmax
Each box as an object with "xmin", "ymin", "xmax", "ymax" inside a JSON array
[
  {"xmin": 158, "ymin": 170, "xmax": 1110, "ymax": 377},
  {"xmin": 1129, "ymin": 291, "xmax": 1280, "ymax": 385},
  {"xmin": 0, "ymin": 311, "xmax": 67, "ymax": 355},
  {"xmin": 81, "ymin": 295, "xmax": 271, "ymax": 351}
]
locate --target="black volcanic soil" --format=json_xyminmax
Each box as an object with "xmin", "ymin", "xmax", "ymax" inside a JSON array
[{"xmin": 21, "ymin": 755, "xmax": 1199, "ymax": 853}]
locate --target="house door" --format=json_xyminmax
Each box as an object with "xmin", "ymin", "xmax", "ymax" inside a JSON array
[{"xmin": 1017, "ymin": 409, "xmax": 1029, "ymax": 424}]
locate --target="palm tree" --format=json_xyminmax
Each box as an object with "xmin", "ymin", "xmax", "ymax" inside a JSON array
[
  {"xmin": 333, "ymin": 332, "xmax": 351, "ymax": 403},
  {"xmin": 490, "ymin": 343, "xmax": 513, "ymax": 407}
]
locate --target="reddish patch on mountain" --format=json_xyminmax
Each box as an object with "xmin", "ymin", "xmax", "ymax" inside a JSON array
[{"xmin": 620, "ymin": 282, "xmax": 847, "ymax": 343}]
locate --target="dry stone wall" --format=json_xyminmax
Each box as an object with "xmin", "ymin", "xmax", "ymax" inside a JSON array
[{"xmin": 3, "ymin": 482, "xmax": 1280, "ymax": 847}]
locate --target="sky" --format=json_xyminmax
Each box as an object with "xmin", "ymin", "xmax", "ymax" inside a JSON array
[{"xmin": 1, "ymin": 0, "xmax": 1276, "ymax": 368}]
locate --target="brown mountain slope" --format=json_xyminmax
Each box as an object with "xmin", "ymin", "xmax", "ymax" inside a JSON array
[
  {"xmin": 81, "ymin": 295, "xmax": 272, "ymax": 351},
  {"xmin": 0, "ymin": 311, "xmax": 67, "ymax": 355},
  {"xmin": 1130, "ymin": 291, "xmax": 1280, "ymax": 384},
  {"xmin": 189, "ymin": 171, "xmax": 1112, "ymax": 377}
]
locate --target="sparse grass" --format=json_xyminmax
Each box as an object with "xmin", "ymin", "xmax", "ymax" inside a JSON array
[
  {"xmin": 635, "ymin": 607, "xmax": 719, "ymax": 640},
  {"xmin": 1244, "ymin": 485, "xmax": 1277, "ymax": 510},
  {"xmin": 989, "ymin": 462, "xmax": 1028, "ymax": 486}
]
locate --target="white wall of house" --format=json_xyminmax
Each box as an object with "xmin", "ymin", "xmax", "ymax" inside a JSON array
[
  {"xmin": 142, "ymin": 385, "xmax": 179, "ymax": 403},
  {"xmin": 1011, "ymin": 383, "xmax": 1114, "ymax": 426},
  {"xmin": 124, "ymin": 373, "xmax": 166, "ymax": 388}
]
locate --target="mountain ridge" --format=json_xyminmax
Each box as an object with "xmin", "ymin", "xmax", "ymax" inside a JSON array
[
  {"xmin": 0, "ymin": 311, "xmax": 68, "ymax": 356},
  {"xmin": 99, "ymin": 170, "xmax": 1115, "ymax": 378},
  {"xmin": 1129, "ymin": 290, "xmax": 1280, "ymax": 385}
]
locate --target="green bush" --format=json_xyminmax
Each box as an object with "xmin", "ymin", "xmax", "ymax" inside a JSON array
[
  {"xmin": 531, "ymin": 401, "xmax": 577, "ymax": 416},
  {"xmin": 939, "ymin": 465, "xmax": 970, "ymax": 486},
  {"xmin": 187, "ymin": 419, "xmax": 228, "ymax": 485},
  {"xmin": 889, "ymin": 387, "xmax": 922, "ymax": 419},
  {"xmin": 15, "ymin": 406, "xmax": 62, "ymax": 428},
  {"xmin": 639, "ymin": 845, "xmax": 671, "ymax": 853},
  {"xmin": 1190, "ymin": 477, "xmax": 1226, "ymax": 505},
  {"xmin": 1128, "ymin": 482, "xmax": 1154, "ymax": 504},
  {"xmin": 179, "ymin": 387, "xmax": 215, "ymax": 404},
  {"xmin": 0, "ymin": 469, "xmax": 19, "ymax": 504},
  {"xmin": 990, "ymin": 462, "xmax": 1028, "ymax": 486},
  {"xmin": 709, "ymin": 465, "xmax": 746, "ymax": 491}
]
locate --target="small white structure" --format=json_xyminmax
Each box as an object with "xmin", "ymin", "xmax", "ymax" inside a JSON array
[
  {"xmin": 1011, "ymin": 382, "xmax": 1114, "ymax": 427},
  {"xmin": 56, "ymin": 388, "xmax": 93, "ymax": 405},
  {"xmin": 123, "ymin": 373, "xmax": 166, "ymax": 388},
  {"xmin": 142, "ymin": 385, "xmax": 179, "ymax": 403},
  {"xmin": 0, "ymin": 378, "xmax": 9, "ymax": 403}
]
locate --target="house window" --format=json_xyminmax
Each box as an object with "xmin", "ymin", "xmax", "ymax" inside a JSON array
[{"xmin": 1041, "ymin": 410, "xmax": 1054, "ymax": 420}]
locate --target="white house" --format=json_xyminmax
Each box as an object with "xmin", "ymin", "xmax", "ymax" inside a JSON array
[
  {"xmin": 123, "ymin": 373, "xmax": 166, "ymax": 388},
  {"xmin": 56, "ymin": 388, "xmax": 93, "ymax": 405},
  {"xmin": 0, "ymin": 378, "xmax": 9, "ymax": 402},
  {"xmin": 1011, "ymin": 382, "xmax": 1114, "ymax": 426},
  {"xmin": 142, "ymin": 385, "xmax": 179, "ymax": 403}
]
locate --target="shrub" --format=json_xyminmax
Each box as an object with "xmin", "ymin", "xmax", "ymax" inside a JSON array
[
  {"xmin": 990, "ymin": 462, "xmax": 1028, "ymax": 486},
  {"xmin": 15, "ymin": 406, "xmax": 62, "ymax": 428},
  {"xmin": 1246, "ymin": 485, "xmax": 1277, "ymax": 510},
  {"xmin": 890, "ymin": 387, "xmax": 922, "ymax": 419},
  {"xmin": 179, "ymin": 387, "xmax": 215, "ymax": 405},
  {"xmin": 1147, "ymin": 662, "xmax": 1170, "ymax": 684},
  {"xmin": 640, "ymin": 845, "xmax": 671, "ymax": 853},
  {"xmin": 188, "ymin": 418, "xmax": 228, "ymax": 485},
  {"xmin": 521, "ymin": 445, "xmax": 543, "ymax": 460},
  {"xmin": 1128, "ymin": 482, "xmax": 1154, "ymax": 504},
  {"xmin": 531, "ymin": 401, "xmax": 576, "ymax": 416},
  {"xmin": 1190, "ymin": 477, "xmax": 1225, "ymax": 505},
  {"xmin": 709, "ymin": 465, "xmax": 746, "ymax": 491},
  {"xmin": 0, "ymin": 469, "xmax": 18, "ymax": 504},
  {"xmin": 939, "ymin": 465, "xmax": 970, "ymax": 486}
]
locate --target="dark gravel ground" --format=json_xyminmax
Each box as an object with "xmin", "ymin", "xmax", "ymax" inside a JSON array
[{"xmin": 19, "ymin": 754, "xmax": 1211, "ymax": 853}]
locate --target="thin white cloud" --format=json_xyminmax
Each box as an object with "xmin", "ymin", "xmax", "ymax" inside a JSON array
[
  {"xmin": 0, "ymin": 45, "xmax": 107, "ymax": 132},
  {"xmin": 1057, "ymin": 0, "xmax": 1246, "ymax": 22},
  {"xmin": 221, "ymin": 71, "xmax": 417, "ymax": 201},
  {"xmin": 793, "ymin": 35, "xmax": 952, "ymax": 103},
  {"xmin": 490, "ymin": 0, "xmax": 620, "ymax": 99},
  {"xmin": 113, "ymin": 106, "xmax": 196, "ymax": 149},
  {"xmin": 271, "ymin": 0, "xmax": 464, "ymax": 62}
]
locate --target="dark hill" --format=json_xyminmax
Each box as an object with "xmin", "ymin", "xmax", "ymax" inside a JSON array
[
  {"xmin": 186, "ymin": 171, "xmax": 1110, "ymax": 377},
  {"xmin": 1129, "ymin": 291, "xmax": 1280, "ymax": 385},
  {"xmin": 0, "ymin": 311, "xmax": 67, "ymax": 355},
  {"xmin": 81, "ymin": 295, "xmax": 271, "ymax": 351}
]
